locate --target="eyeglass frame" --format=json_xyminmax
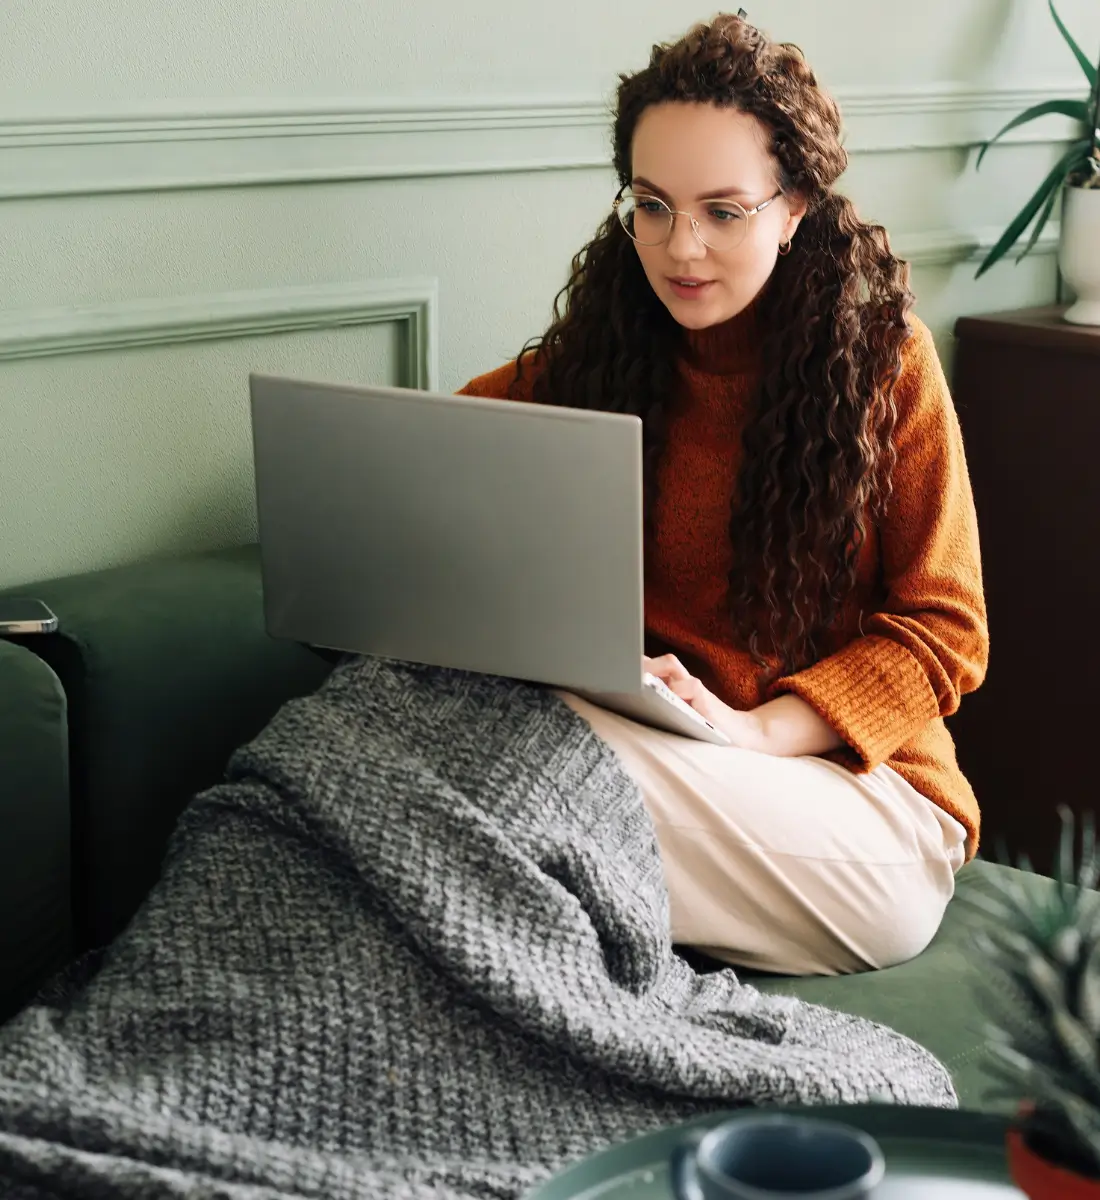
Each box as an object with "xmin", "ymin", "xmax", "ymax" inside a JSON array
[{"xmin": 612, "ymin": 184, "xmax": 784, "ymax": 250}]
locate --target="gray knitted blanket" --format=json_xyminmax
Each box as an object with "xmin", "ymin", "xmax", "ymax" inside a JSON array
[{"xmin": 0, "ymin": 657, "xmax": 954, "ymax": 1199}]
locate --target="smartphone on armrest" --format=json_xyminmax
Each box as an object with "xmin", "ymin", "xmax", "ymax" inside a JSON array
[{"xmin": 0, "ymin": 598, "xmax": 58, "ymax": 635}]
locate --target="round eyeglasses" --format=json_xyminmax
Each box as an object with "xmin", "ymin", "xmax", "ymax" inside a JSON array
[{"xmin": 613, "ymin": 187, "xmax": 782, "ymax": 252}]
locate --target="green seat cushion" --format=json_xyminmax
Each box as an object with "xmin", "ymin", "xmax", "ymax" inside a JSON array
[
  {"xmin": 752, "ymin": 859, "xmax": 1034, "ymax": 1111},
  {"xmin": 4, "ymin": 545, "xmax": 331, "ymax": 950},
  {"xmin": 0, "ymin": 638, "xmax": 70, "ymax": 1021}
]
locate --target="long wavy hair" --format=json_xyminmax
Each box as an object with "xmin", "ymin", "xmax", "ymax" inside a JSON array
[{"xmin": 512, "ymin": 13, "xmax": 914, "ymax": 676}]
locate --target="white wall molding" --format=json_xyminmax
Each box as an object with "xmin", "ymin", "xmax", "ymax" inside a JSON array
[
  {"xmin": 896, "ymin": 222, "xmax": 1060, "ymax": 268},
  {"xmin": 0, "ymin": 221, "xmax": 1056, "ymax": 373},
  {"xmin": 0, "ymin": 83, "xmax": 1081, "ymax": 200},
  {"xmin": 836, "ymin": 83, "xmax": 1081, "ymax": 154},
  {"xmin": 0, "ymin": 278, "xmax": 440, "ymax": 389}
]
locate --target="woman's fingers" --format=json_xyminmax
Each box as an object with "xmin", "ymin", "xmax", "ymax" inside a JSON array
[
  {"xmin": 644, "ymin": 653, "xmax": 691, "ymax": 682},
  {"xmin": 643, "ymin": 654, "xmax": 733, "ymax": 733},
  {"xmin": 644, "ymin": 654, "xmax": 704, "ymax": 705},
  {"xmin": 668, "ymin": 676, "xmax": 699, "ymax": 701}
]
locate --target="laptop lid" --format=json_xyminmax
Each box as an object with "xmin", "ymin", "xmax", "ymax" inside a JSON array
[{"xmin": 248, "ymin": 374, "xmax": 646, "ymax": 695}]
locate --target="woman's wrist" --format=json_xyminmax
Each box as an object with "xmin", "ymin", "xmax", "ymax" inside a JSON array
[
  {"xmin": 750, "ymin": 693, "xmax": 844, "ymax": 758},
  {"xmin": 710, "ymin": 701, "xmax": 770, "ymax": 752},
  {"xmin": 643, "ymin": 653, "xmax": 844, "ymax": 758}
]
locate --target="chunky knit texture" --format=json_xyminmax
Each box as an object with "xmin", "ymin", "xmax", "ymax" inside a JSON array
[
  {"xmin": 0, "ymin": 657, "xmax": 954, "ymax": 1199},
  {"xmin": 458, "ymin": 311, "xmax": 988, "ymax": 856}
]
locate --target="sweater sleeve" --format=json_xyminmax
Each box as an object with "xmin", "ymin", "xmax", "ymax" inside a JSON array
[
  {"xmin": 455, "ymin": 356, "xmax": 535, "ymax": 402},
  {"xmin": 768, "ymin": 316, "xmax": 989, "ymax": 772}
]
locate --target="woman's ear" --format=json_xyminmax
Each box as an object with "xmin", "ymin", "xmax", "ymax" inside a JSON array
[{"xmin": 782, "ymin": 194, "xmax": 808, "ymax": 243}]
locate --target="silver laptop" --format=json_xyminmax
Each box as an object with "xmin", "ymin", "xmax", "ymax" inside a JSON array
[{"xmin": 248, "ymin": 374, "xmax": 730, "ymax": 745}]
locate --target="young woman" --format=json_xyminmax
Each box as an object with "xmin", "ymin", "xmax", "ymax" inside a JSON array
[{"xmin": 458, "ymin": 13, "xmax": 988, "ymax": 976}]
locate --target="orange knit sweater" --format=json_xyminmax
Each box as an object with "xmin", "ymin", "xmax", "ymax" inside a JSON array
[{"xmin": 458, "ymin": 307, "xmax": 988, "ymax": 857}]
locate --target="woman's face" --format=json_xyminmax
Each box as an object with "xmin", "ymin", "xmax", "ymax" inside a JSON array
[{"xmin": 627, "ymin": 102, "xmax": 806, "ymax": 330}]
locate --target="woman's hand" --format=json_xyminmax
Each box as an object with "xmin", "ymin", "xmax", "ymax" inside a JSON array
[
  {"xmin": 643, "ymin": 654, "xmax": 845, "ymax": 757},
  {"xmin": 643, "ymin": 654, "xmax": 767, "ymax": 751}
]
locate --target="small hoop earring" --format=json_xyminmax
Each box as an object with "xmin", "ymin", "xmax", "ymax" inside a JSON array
[{"xmin": 778, "ymin": 239, "xmax": 792, "ymax": 256}]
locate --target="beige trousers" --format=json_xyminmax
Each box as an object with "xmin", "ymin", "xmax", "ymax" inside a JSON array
[{"xmin": 558, "ymin": 691, "xmax": 968, "ymax": 977}]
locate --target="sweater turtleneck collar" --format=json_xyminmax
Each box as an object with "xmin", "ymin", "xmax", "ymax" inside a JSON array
[{"xmin": 678, "ymin": 292, "xmax": 763, "ymax": 376}]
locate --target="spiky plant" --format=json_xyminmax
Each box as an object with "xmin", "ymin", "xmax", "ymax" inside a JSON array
[
  {"xmin": 974, "ymin": 0, "xmax": 1100, "ymax": 279},
  {"xmin": 966, "ymin": 807, "xmax": 1100, "ymax": 1178}
]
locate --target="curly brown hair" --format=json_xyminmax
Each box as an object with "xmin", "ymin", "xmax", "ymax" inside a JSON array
[{"xmin": 513, "ymin": 12, "xmax": 914, "ymax": 676}]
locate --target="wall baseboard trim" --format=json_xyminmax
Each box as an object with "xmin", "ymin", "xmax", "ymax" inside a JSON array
[
  {"xmin": 0, "ymin": 83, "xmax": 1079, "ymax": 199},
  {"xmin": 0, "ymin": 278, "xmax": 440, "ymax": 390}
]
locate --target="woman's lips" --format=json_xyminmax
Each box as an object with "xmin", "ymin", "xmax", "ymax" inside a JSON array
[{"xmin": 668, "ymin": 278, "xmax": 715, "ymax": 300}]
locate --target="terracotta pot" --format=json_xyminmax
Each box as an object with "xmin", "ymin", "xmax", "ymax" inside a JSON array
[{"xmin": 1007, "ymin": 1130, "xmax": 1100, "ymax": 1199}]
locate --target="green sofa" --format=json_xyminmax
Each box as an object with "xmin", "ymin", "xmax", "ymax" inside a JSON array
[{"xmin": 0, "ymin": 545, "xmax": 1039, "ymax": 1111}]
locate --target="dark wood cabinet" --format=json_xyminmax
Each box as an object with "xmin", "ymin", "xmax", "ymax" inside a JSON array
[{"xmin": 950, "ymin": 306, "xmax": 1100, "ymax": 873}]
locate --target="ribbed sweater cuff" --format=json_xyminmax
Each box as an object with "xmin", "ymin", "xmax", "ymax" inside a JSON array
[{"xmin": 769, "ymin": 636, "xmax": 940, "ymax": 771}]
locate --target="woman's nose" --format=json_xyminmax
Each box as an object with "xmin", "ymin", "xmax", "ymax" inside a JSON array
[{"xmin": 666, "ymin": 212, "xmax": 706, "ymax": 260}]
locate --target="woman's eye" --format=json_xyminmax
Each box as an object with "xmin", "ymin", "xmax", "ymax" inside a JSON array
[
  {"xmin": 638, "ymin": 199, "xmax": 666, "ymax": 213},
  {"xmin": 709, "ymin": 206, "xmax": 744, "ymax": 223}
]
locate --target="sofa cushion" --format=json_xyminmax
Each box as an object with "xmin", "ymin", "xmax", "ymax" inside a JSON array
[
  {"xmin": 0, "ymin": 638, "xmax": 71, "ymax": 1021},
  {"xmin": 752, "ymin": 859, "xmax": 1036, "ymax": 1111},
  {"xmin": 2, "ymin": 546, "xmax": 331, "ymax": 950}
]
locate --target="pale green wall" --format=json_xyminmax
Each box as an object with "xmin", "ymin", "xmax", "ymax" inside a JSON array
[{"xmin": 1, "ymin": 0, "xmax": 1098, "ymax": 587}]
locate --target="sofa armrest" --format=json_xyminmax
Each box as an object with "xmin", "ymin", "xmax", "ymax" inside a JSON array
[
  {"xmin": 0, "ymin": 638, "xmax": 71, "ymax": 1021},
  {"xmin": 6, "ymin": 545, "xmax": 331, "ymax": 950}
]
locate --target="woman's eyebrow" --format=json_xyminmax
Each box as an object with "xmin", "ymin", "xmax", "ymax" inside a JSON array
[{"xmin": 631, "ymin": 176, "xmax": 755, "ymax": 201}]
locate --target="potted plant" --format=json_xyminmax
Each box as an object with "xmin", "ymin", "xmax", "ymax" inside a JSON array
[
  {"xmin": 969, "ymin": 808, "xmax": 1100, "ymax": 1198},
  {"xmin": 975, "ymin": 1, "xmax": 1100, "ymax": 324}
]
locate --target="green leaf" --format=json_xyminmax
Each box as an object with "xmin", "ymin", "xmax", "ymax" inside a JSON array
[
  {"xmin": 1051, "ymin": 1008, "xmax": 1100, "ymax": 1103},
  {"xmin": 975, "ymin": 139, "xmax": 1091, "ymax": 278},
  {"xmin": 1058, "ymin": 805, "xmax": 1078, "ymax": 892},
  {"xmin": 1081, "ymin": 813, "xmax": 1100, "ymax": 891},
  {"xmin": 1053, "ymin": 925, "xmax": 1084, "ymax": 967},
  {"xmin": 1012, "ymin": 186, "xmax": 1055, "ymax": 266},
  {"xmin": 977, "ymin": 99, "xmax": 1090, "ymax": 169},
  {"xmin": 1026, "ymin": 949, "xmax": 1069, "ymax": 1010},
  {"xmin": 1078, "ymin": 939, "xmax": 1100, "ymax": 1036},
  {"xmin": 1049, "ymin": 0, "xmax": 1098, "ymax": 90}
]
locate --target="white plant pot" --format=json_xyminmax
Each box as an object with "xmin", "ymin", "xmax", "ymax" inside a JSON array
[{"xmin": 1060, "ymin": 184, "xmax": 1100, "ymax": 325}]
